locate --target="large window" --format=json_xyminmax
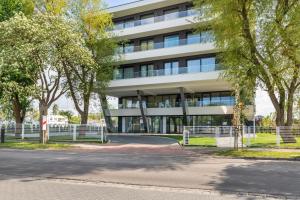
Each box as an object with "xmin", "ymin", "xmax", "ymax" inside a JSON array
[
  {"xmin": 140, "ymin": 39, "xmax": 154, "ymax": 51},
  {"xmin": 164, "ymin": 8, "xmax": 179, "ymax": 20},
  {"xmin": 187, "ymin": 59, "xmax": 201, "ymax": 73},
  {"xmin": 201, "ymin": 57, "xmax": 216, "ymax": 72},
  {"xmin": 164, "ymin": 61, "xmax": 179, "ymax": 75},
  {"xmin": 211, "ymin": 92, "xmax": 221, "ymax": 106},
  {"xmin": 187, "ymin": 32, "xmax": 201, "ymax": 44},
  {"xmin": 123, "ymin": 67, "xmax": 134, "ymax": 79},
  {"xmin": 140, "ymin": 64, "xmax": 154, "ymax": 77},
  {"xmin": 124, "ymin": 19, "xmax": 135, "ymax": 28},
  {"xmin": 124, "ymin": 43, "xmax": 134, "ymax": 53},
  {"xmin": 187, "ymin": 6, "xmax": 197, "ymax": 16},
  {"xmin": 140, "ymin": 14, "xmax": 154, "ymax": 25},
  {"xmin": 113, "ymin": 68, "xmax": 123, "ymax": 80},
  {"xmin": 164, "ymin": 35, "xmax": 179, "ymax": 47}
]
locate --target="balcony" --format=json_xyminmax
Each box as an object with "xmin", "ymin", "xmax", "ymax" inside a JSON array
[
  {"xmin": 109, "ymin": 106, "xmax": 234, "ymax": 117},
  {"xmin": 113, "ymin": 64, "xmax": 221, "ymax": 80},
  {"xmin": 111, "ymin": 9, "xmax": 201, "ymax": 39},
  {"xmin": 117, "ymin": 38, "xmax": 216, "ymax": 64}
]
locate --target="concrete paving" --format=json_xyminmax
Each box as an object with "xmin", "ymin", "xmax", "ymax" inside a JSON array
[
  {"xmin": 0, "ymin": 176, "xmax": 279, "ymax": 200},
  {"xmin": 0, "ymin": 148, "xmax": 299, "ymax": 199}
]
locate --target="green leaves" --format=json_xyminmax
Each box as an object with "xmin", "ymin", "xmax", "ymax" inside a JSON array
[
  {"xmin": 194, "ymin": 0, "xmax": 300, "ymax": 125},
  {"xmin": 0, "ymin": 0, "xmax": 34, "ymax": 22}
]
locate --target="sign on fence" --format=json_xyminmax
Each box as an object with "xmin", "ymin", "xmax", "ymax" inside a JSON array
[{"xmin": 42, "ymin": 116, "xmax": 47, "ymax": 131}]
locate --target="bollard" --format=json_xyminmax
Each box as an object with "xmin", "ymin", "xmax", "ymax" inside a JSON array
[{"xmin": 1, "ymin": 125, "xmax": 5, "ymax": 143}]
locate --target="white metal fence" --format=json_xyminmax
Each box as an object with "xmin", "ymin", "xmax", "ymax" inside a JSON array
[
  {"xmin": 0, "ymin": 123, "xmax": 106, "ymax": 143},
  {"xmin": 183, "ymin": 126, "xmax": 300, "ymax": 148}
]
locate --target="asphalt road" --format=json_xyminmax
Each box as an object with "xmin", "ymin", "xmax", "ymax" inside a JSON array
[{"xmin": 0, "ymin": 148, "xmax": 299, "ymax": 199}]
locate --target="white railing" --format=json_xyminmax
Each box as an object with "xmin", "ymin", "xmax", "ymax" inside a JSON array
[
  {"xmin": 0, "ymin": 123, "xmax": 106, "ymax": 143},
  {"xmin": 183, "ymin": 126, "xmax": 300, "ymax": 148}
]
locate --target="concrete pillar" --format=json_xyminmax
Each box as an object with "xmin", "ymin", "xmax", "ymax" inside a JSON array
[
  {"xmin": 162, "ymin": 116, "xmax": 167, "ymax": 134},
  {"xmin": 122, "ymin": 117, "xmax": 126, "ymax": 133},
  {"xmin": 179, "ymin": 87, "xmax": 188, "ymax": 126}
]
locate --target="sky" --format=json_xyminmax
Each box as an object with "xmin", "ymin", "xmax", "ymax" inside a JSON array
[
  {"xmin": 104, "ymin": 0, "xmax": 138, "ymax": 7},
  {"xmin": 56, "ymin": 0, "xmax": 275, "ymax": 116}
]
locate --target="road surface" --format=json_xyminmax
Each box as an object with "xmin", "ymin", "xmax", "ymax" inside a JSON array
[{"xmin": 0, "ymin": 146, "xmax": 299, "ymax": 199}]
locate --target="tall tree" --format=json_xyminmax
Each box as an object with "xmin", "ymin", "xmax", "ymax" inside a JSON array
[
  {"xmin": 194, "ymin": 1, "xmax": 300, "ymax": 127},
  {"xmin": 62, "ymin": 0, "xmax": 117, "ymax": 126},
  {"xmin": 0, "ymin": 14, "xmax": 94, "ymax": 142},
  {"xmin": 0, "ymin": 0, "xmax": 35, "ymax": 136}
]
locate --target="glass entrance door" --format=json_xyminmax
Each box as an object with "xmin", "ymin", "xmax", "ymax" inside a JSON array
[{"xmin": 167, "ymin": 116, "xmax": 183, "ymax": 134}]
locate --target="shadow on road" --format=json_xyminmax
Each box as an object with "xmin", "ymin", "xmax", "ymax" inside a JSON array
[
  {"xmin": 0, "ymin": 148, "xmax": 199, "ymax": 181},
  {"xmin": 210, "ymin": 160, "xmax": 300, "ymax": 197}
]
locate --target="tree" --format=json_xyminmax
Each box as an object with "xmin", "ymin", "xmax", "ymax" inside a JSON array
[
  {"xmin": 0, "ymin": 0, "xmax": 34, "ymax": 21},
  {"xmin": 52, "ymin": 104, "xmax": 59, "ymax": 115},
  {"xmin": 59, "ymin": 110, "xmax": 73, "ymax": 121},
  {"xmin": 62, "ymin": 0, "xmax": 117, "ymax": 127},
  {"xmin": 0, "ymin": 14, "xmax": 94, "ymax": 142},
  {"xmin": 194, "ymin": 0, "xmax": 300, "ymax": 142},
  {"xmin": 0, "ymin": 0, "xmax": 35, "ymax": 136}
]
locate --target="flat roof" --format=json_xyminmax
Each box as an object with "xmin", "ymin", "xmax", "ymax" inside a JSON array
[{"xmin": 107, "ymin": 0, "xmax": 192, "ymax": 19}]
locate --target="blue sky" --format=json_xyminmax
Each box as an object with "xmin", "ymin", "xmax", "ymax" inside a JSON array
[{"xmin": 104, "ymin": 0, "xmax": 137, "ymax": 7}]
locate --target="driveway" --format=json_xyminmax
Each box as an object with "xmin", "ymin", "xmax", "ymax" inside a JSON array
[{"xmin": 107, "ymin": 135, "xmax": 179, "ymax": 146}]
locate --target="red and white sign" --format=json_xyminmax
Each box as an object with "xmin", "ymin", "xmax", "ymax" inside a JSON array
[{"xmin": 42, "ymin": 116, "xmax": 47, "ymax": 131}]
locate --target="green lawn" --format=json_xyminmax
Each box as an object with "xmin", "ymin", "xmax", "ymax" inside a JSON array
[
  {"xmin": 0, "ymin": 141, "xmax": 71, "ymax": 150},
  {"xmin": 162, "ymin": 135, "xmax": 216, "ymax": 147},
  {"xmin": 216, "ymin": 150, "xmax": 300, "ymax": 159},
  {"xmin": 244, "ymin": 133, "xmax": 300, "ymax": 148}
]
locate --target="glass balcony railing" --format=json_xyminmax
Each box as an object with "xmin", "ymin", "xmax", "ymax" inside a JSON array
[
  {"xmin": 118, "ymin": 99, "xmax": 234, "ymax": 109},
  {"xmin": 117, "ymin": 36, "xmax": 214, "ymax": 54},
  {"xmin": 113, "ymin": 64, "xmax": 221, "ymax": 80},
  {"xmin": 113, "ymin": 9, "xmax": 201, "ymax": 31}
]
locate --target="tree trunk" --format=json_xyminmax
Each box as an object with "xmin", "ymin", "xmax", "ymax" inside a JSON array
[
  {"xmin": 12, "ymin": 96, "xmax": 25, "ymax": 138},
  {"xmin": 78, "ymin": 98, "xmax": 89, "ymax": 136},
  {"xmin": 269, "ymin": 91, "xmax": 296, "ymax": 143},
  {"xmin": 275, "ymin": 102, "xmax": 296, "ymax": 143},
  {"xmin": 99, "ymin": 93, "xmax": 114, "ymax": 133},
  {"xmin": 39, "ymin": 101, "xmax": 48, "ymax": 144}
]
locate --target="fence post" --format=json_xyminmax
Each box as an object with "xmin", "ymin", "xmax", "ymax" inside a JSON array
[
  {"xmin": 247, "ymin": 126, "xmax": 251, "ymax": 147},
  {"xmin": 215, "ymin": 127, "xmax": 220, "ymax": 147},
  {"xmin": 229, "ymin": 126, "xmax": 233, "ymax": 147},
  {"xmin": 276, "ymin": 126, "xmax": 281, "ymax": 148},
  {"xmin": 73, "ymin": 125, "xmax": 77, "ymax": 141},
  {"xmin": 21, "ymin": 124, "xmax": 25, "ymax": 140},
  {"xmin": 183, "ymin": 127, "xmax": 189, "ymax": 145},
  {"xmin": 47, "ymin": 124, "xmax": 50, "ymax": 140},
  {"xmin": 0, "ymin": 124, "xmax": 5, "ymax": 143},
  {"xmin": 101, "ymin": 125, "xmax": 104, "ymax": 143}
]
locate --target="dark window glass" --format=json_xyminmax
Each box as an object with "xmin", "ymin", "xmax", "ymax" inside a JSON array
[
  {"xmin": 113, "ymin": 68, "xmax": 123, "ymax": 80},
  {"xmin": 124, "ymin": 67, "xmax": 134, "ymax": 79}
]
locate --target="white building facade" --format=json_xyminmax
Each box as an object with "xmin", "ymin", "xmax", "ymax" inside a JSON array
[{"xmin": 107, "ymin": 0, "xmax": 254, "ymax": 133}]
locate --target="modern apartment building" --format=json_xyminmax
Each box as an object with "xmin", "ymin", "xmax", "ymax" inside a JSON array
[{"xmin": 106, "ymin": 0, "xmax": 254, "ymax": 133}]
